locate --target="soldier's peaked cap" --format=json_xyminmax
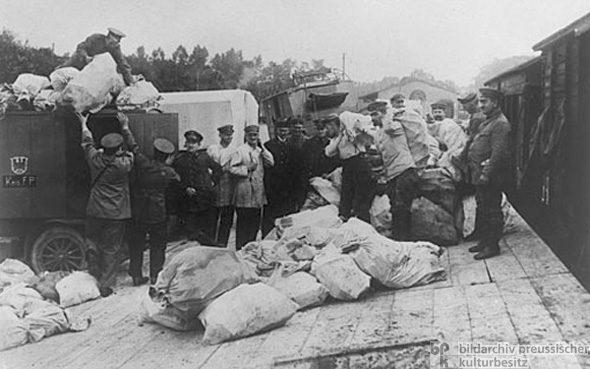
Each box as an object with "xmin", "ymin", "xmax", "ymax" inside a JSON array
[
  {"xmin": 367, "ymin": 101, "xmax": 388, "ymax": 112},
  {"xmin": 431, "ymin": 100, "xmax": 447, "ymax": 110},
  {"xmin": 184, "ymin": 130, "xmax": 203, "ymax": 142},
  {"xmin": 479, "ymin": 88, "xmax": 504, "ymax": 102},
  {"xmin": 107, "ymin": 27, "xmax": 126, "ymax": 39},
  {"xmin": 101, "ymin": 133, "xmax": 124, "ymax": 149},
  {"xmin": 217, "ymin": 125, "xmax": 234, "ymax": 134},
  {"xmin": 457, "ymin": 92, "xmax": 477, "ymax": 104},
  {"xmin": 153, "ymin": 138, "xmax": 175, "ymax": 154}
]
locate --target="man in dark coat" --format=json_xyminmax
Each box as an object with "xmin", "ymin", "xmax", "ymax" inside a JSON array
[
  {"xmin": 173, "ymin": 130, "xmax": 222, "ymax": 245},
  {"xmin": 128, "ymin": 138, "xmax": 179, "ymax": 286},
  {"xmin": 80, "ymin": 112, "xmax": 135, "ymax": 297},
  {"xmin": 288, "ymin": 117, "xmax": 309, "ymax": 210},
  {"xmin": 60, "ymin": 27, "xmax": 134, "ymax": 85},
  {"xmin": 302, "ymin": 119, "xmax": 340, "ymax": 182},
  {"xmin": 262, "ymin": 118, "xmax": 297, "ymax": 236},
  {"xmin": 456, "ymin": 92, "xmax": 488, "ymax": 241},
  {"xmin": 466, "ymin": 88, "xmax": 512, "ymax": 260}
]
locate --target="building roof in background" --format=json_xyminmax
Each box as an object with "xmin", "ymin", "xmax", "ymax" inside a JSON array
[{"xmin": 359, "ymin": 76, "xmax": 458, "ymax": 101}]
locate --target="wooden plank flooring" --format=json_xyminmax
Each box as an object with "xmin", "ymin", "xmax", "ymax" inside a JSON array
[{"xmin": 1, "ymin": 206, "xmax": 589, "ymax": 369}]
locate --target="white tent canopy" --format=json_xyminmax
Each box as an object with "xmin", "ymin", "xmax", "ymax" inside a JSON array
[{"xmin": 159, "ymin": 89, "xmax": 260, "ymax": 150}]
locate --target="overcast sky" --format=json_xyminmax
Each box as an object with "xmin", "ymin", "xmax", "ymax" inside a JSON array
[{"xmin": 2, "ymin": 0, "xmax": 590, "ymax": 86}]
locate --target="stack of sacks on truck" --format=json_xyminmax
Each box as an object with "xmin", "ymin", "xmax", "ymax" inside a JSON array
[
  {"xmin": 0, "ymin": 259, "xmax": 95, "ymax": 351},
  {"xmin": 139, "ymin": 205, "xmax": 447, "ymax": 345},
  {"xmin": 0, "ymin": 53, "xmax": 161, "ymax": 117}
]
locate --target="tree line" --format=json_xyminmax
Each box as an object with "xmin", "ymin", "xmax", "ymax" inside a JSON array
[{"xmin": 0, "ymin": 29, "xmax": 328, "ymax": 102}]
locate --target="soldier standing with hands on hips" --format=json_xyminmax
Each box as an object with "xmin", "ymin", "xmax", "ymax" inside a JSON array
[{"xmin": 466, "ymin": 88, "xmax": 512, "ymax": 260}]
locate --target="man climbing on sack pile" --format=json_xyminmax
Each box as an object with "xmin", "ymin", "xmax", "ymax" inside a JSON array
[
  {"xmin": 324, "ymin": 114, "xmax": 375, "ymax": 224},
  {"xmin": 173, "ymin": 130, "xmax": 222, "ymax": 246},
  {"xmin": 368, "ymin": 101, "xmax": 420, "ymax": 241},
  {"xmin": 464, "ymin": 88, "xmax": 512, "ymax": 260},
  {"xmin": 207, "ymin": 125, "xmax": 237, "ymax": 248},
  {"xmin": 79, "ymin": 112, "xmax": 135, "ymax": 297},
  {"xmin": 59, "ymin": 27, "xmax": 134, "ymax": 86},
  {"xmin": 127, "ymin": 130, "xmax": 180, "ymax": 286},
  {"xmin": 229, "ymin": 125, "xmax": 274, "ymax": 250}
]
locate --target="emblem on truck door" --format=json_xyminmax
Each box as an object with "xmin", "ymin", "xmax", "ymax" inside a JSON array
[{"xmin": 10, "ymin": 156, "xmax": 28, "ymax": 175}]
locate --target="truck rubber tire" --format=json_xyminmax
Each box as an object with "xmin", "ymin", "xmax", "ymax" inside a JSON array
[{"xmin": 30, "ymin": 226, "xmax": 86, "ymax": 273}]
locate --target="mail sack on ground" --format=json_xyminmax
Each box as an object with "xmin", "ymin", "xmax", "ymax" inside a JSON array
[
  {"xmin": 0, "ymin": 259, "xmax": 37, "ymax": 292},
  {"xmin": 311, "ymin": 250, "xmax": 371, "ymax": 301},
  {"xmin": 334, "ymin": 218, "xmax": 446, "ymax": 289},
  {"xmin": 411, "ymin": 196, "xmax": 459, "ymax": 246},
  {"xmin": 199, "ymin": 283, "xmax": 299, "ymax": 345},
  {"xmin": 55, "ymin": 271, "xmax": 101, "ymax": 308},
  {"xmin": 267, "ymin": 267, "xmax": 328, "ymax": 310},
  {"xmin": 152, "ymin": 246, "xmax": 258, "ymax": 318},
  {"xmin": 138, "ymin": 292, "xmax": 201, "ymax": 331}
]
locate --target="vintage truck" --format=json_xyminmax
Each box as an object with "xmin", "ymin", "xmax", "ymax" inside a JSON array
[{"xmin": 0, "ymin": 108, "xmax": 178, "ymax": 273}]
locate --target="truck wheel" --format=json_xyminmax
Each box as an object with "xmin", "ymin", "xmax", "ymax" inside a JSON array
[{"xmin": 30, "ymin": 227, "xmax": 86, "ymax": 273}]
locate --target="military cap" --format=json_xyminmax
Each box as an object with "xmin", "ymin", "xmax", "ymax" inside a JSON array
[
  {"xmin": 101, "ymin": 133, "xmax": 124, "ymax": 149},
  {"xmin": 289, "ymin": 117, "xmax": 304, "ymax": 126},
  {"xmin": 184, "ymin": 130, "xmax": 203, "ymax": 142},
  {"xmin": 217, "ymin": 125, "xmax": 234, "ymax": 134},
  {"xmin": 479, "ymin": 88, "xmax": 504, "ymax": 102},
  {"xmin": 390, "ymin": 93, "xmax": 405, "ymax": 102},
  {"xmin": 153, "ymin": 138, "xmax": 175, "ymax": 154},
  {"xmin": 322, "ymin": 113, "xmax": 340, "ymax": 123},
  {"xmin": 107, "ymin": 27, "xmax": 126, "ymax": 39},
  {"xmin": 430, "ymin": 100, "xmax": 447, "ymax": 110},
  {"xmin": 274, "ymin": 118, "xmax": 291, "ymax": 128},
  {"xmin": 244, "ymin": 125, "xmax": 260, "ymax": 134},
  {"xmin": 367, "ymin": 101, "xmax": 388, "ymax": 112},
  {"xmin": 457, "ymin": 92, "xmax": 477, "ymax": 104}
]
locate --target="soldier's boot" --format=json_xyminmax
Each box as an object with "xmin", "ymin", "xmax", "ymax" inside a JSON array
[
  {"xmin": 464, "ymin": 209, "xmax": 484, "ymax": 242},
  {"xmin": 468, "ymin": 222, "xmax": 489, "ymax": 253},
  {"xmin": 474, "ymin": 225, "xmax": 501, "ymax": 260}
]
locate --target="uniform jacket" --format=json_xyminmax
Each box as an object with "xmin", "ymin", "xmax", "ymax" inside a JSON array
[
  {"xmin": 374, "ymin": 117, "xmax": 416, "ymax": 182},
  {"xmin": 229, "ymin": 143, "xmax": 274, "ymax": 208},
  {"xmin": 82, "ymin": 128, "xmax": 134, "ymax": 220},
  {"xmin": 207, "ymin": 143, "xmax": 236, "ymax": 207},
  {"xmin": 466, "ymin": 108, "xmax": 512, "ymax": 187},
  {"xmin": 65, "ymin": 34, "xmax": 133, "ymax": 85},
  {"xmin": 264, "ymin": 138, "xmax": 296, "ymax": 200},
  {"xmin": 130, "ymin": 154, "xmax": 179, "ymax": 224},
  {"xmin": 173, "ymin": 149, "xmax": 222, "ymax": 212},
  {"xmin": 302, "ymin": 135, "xmax": 340, "ymax": 180}
]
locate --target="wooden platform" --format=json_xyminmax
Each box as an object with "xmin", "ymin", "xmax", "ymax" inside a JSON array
[{"xmin": 1, "ymin": 209, "xmax": 590, "ymax": 369}]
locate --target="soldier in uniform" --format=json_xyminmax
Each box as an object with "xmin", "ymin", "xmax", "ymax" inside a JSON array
[
  {"xmin": 207, "ymin": 125, "xmax": 236, "ymax": 247},
  {"xmin": 458, "ymin": 92, "xmax": 486, "ymax": 139},
  {"xmin": 466, "ymin": 88, "xmax": 512, "ymax": 260},
  {"xmin": 288, "ymin": 117, "xmax": 309, "ymax": 210},
  {"xmin": 369, "ymin": 101, "xmax": 419, "ymax": 241},
  {"xmin": 262, "ymin": 119, "xmax": 296, "ymax": 236},
  {"xmin": 128, "ymin": 138, "xmax": 179, "ymax": 286},
  {"xmin": 455, "ymin": 92, "xmax": 488, "ymax": 241},
  {"xmin": 59, "ymin": 27, "xmax": 134, "ymax": 85},
  {"xmin": 230, "ymin": 125, "xmax": 274, "ymax": 250},
  {"xmin": 80, "ymin": 112, "xmax": 135, "ymax": 297},
  {"xmin": 173, "ymin": 130, "xmax": 222, "ymax": 246},
  {"xmin": 302, "ymin": 118, "xmax": 340, "ymax": 182},
  {"xmin": 324, "ymin": 114, "xmax": 375, "ymax": 223}
]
